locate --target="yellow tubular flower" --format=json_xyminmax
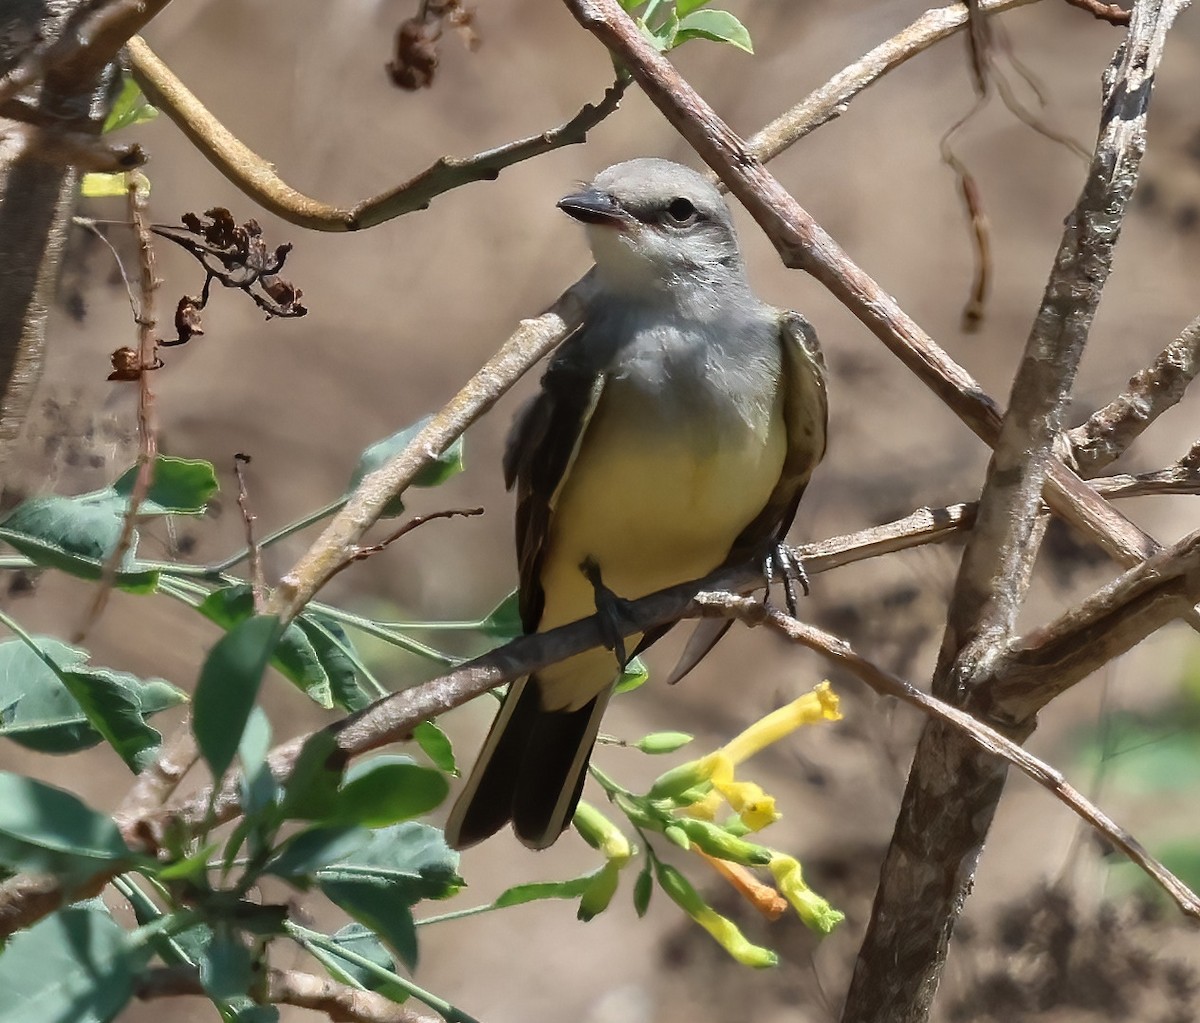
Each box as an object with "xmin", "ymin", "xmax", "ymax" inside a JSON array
[
  {"xmin": 768, "ymin": 854, "xmax": 845, "ymax": 935},
  {"xmin": 656, "ymin": 861, "xmax": 778, "ymax": 968},
  {"xmin": 718, "ymin": 682, "xmax": 842, "ymax": 765}
]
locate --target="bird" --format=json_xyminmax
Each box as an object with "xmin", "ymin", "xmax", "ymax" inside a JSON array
[{"xmin": 444, "ymin": 158, "xmax": 827, "ymax": 851}]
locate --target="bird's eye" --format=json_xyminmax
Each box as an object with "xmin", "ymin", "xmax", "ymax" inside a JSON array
[{"xmin": 664, "ymin": 197, "xmax": 698, "ymax": 225}]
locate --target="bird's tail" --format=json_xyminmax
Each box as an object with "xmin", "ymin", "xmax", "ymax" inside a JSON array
[{"xmin": 444, "ymin": 675, "xmax": 612, "ymax": 850}]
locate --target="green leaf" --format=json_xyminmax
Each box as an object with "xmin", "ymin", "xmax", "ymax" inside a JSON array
[
  {"xmin": 674, "ymin": 9, "xmax": 753, "ymax": 52},
  {"xmin": 112, "ymin": 457, "xmax": 218, "ymax": 516},
  {"xmin": 199, "ymin": 588, "xmax": 333, "ymax": 708},
  {"xmin": 329, "ymin": 757, "xmax": 449, "ymax": 827},
  {"xmin": 347, "ymin": 418, "xmax": 466, "ymax": 517},
  {"xmin": 238, "ymin": 707, "xmax": 277, "ymax": 821},
  {"xmin": 675, "ymin": 0, "xmax": 712, "ymax": 15},
  {"xmin": 193, "ymin": 615, "xmax": 282, "ymax": 783},
  {"xmin": 266, "ymin": 826, "xmax": 371, "ymax": 881},
  {"xmin": 633, "ymin": 860, "xmax": 653, "ymax": 917},
  {"xmin": 102, "ymin": 76, "xmax": 159, "ymax": 133},
  {"xmin": 413, "ymin": 721, "xmax": 457, "ymax": 775},
  {"xmin": 198, "ymin": 925, "xmax": 254, "ymax": 1002},
  {"xmin": 614, "ymin": 656, "xmax": 649, "ymax": 694},
  {"xmin": 278, "ymin": 731, "xmax": 345, "ymax": 822},
  {"xmin": 0, "ymin": 773, "xmax": 132, "ymax": 878},
  {"xmin": 0, "ymin": 637, "xmax": 184, "ymax": 756},
  {"xmin": 319, "ymin": 879, "xmax": 420, "ymax": 970},
  {"xmin": 493, "ymin": 873, "xmax": 597, "ymax": 908},
  {"xmin": 306, "ymin": 823, "xmax": 458, "ymax": 947},
  {"xmin": 477, "ymin": 589, "xmax": 522, "ymax": 640},
  {"xmin": 0, "ymin": 498, "xmax": 157, "ymax": 592},
  {"xmin": 0, "ymin": 903, "xmax": 140, "ymax": 1023},
  {"xmin": 314, "ymin": 822, "xmax": 460, "ymax": 906},
  {"xmin": 295, "ymin": 614, "xmax": 368, "ymax": 712},
  {"xmin": 325, "ymin": 923, "xmax": 410, "ymax": 1001}
]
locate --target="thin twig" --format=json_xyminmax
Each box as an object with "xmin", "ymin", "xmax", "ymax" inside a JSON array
[
  {"xmin": 114, "ymin": 725, "xmax": 199, "ymax": 848},
  {"xmin": 737, "ymin": 0, "xmax": 1043, "ymax": 170},
  {"xmin": 127, "ymin": 36, "xmax": 629, "ymax": 232},
  {"xmin": 233, "ymin": 453, "xmax": 265, "ymax": 611},
  {"xmin": 1062, "ymin": 0, "xmax": 1133, "ymax": 22},
  {"xmin": 327, "ymin": 507, "xmax": 485, "ymax": 582},
  {"xmin": 74, "ymin": 175, "xmax": 159, "ymax": 643},
  {"xmin": 1066, "ymin": 314, "xmax": 1200, "ymax": 475}
]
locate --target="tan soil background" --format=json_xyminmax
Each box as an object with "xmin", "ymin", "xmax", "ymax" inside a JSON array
[{"xmin": 4, "ymin": 1, "xmax": 1200, "ymax": 1020}]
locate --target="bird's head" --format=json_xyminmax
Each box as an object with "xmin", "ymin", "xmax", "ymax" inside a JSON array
[{"xmin": 558, "ymin": 158, "xmax": 745, "ymax": 293}]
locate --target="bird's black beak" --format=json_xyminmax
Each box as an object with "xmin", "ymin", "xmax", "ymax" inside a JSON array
[{"xmin": 557, "ymin": 189, "xmax": 628, "ymax": 227}]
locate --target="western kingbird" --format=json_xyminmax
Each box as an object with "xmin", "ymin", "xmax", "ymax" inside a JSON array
[{"xmin": 445, "ymin": 158, "xmax": 827, "ymax": 851}]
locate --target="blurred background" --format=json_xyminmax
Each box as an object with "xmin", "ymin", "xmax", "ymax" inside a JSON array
[{"xmin": 3, "ymin": 0, "xmax": 1200, "ymax": 1019}]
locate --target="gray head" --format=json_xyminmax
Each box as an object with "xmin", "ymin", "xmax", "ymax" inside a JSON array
[{"xmin": 558, "ymin": 158, "xmax": 746, "ymax": 293}]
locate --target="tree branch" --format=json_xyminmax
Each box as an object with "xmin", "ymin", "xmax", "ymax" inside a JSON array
[
  {"xmin": 126, "ymin": 36, "xmax": 628, "ymax": 232},
  {"xmin": 992, "ymin": 528, "xmax": 1200, "ymax": 717},
  {"xmin": 740, "ymin": 0, "xmax": 1042, "ymax": 170},
  {"xmin": 135, "ymin": 965, "xmax": 442, "ymax": 1023},
  {"xmin": 1066, "ymin": 314, "xmax": 1200, "ymax": 475},
  {"xmin": 846, "ymin": 3, "xmax": 1188, "ymax": 1019}
]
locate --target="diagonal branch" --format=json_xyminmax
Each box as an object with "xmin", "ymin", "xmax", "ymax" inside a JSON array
[
  {"xmin": 1066, "ymin": 313, "xmax": 1200, "ymax": 475},
  {"xmin": 127, "ymin": 36, "xmax": 629, "ymax": 232},
  {"xmin": 992, "ymin": 528, "xmax": 1200, "ymax": 717}
]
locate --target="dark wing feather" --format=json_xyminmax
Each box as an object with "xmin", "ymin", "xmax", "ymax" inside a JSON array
[{"xmin": 504, "ymin": 331, "xmax": 607, "ymax": 633}]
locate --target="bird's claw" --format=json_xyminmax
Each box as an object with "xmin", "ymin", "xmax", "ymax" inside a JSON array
[
  {"xmin": 580, "ymin": 557, "xmax": 635, "ymax": 668},
  {"xmin": 762, "ymin": 543, "xmax": 809, "ymax": 618}
]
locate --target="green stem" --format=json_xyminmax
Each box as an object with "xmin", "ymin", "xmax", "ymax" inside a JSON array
[{"xmin": 286, "ymin": 921, "xmax": 481, "ymax": 1023}]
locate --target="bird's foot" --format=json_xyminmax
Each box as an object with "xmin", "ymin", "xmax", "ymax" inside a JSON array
[
  {"xmin": 580, "ymin": 556, "xmax": 636, "ymax": 669},
  {"xmin": 762, "ymin": 543, "xmax": 809, "ymax": 618}
]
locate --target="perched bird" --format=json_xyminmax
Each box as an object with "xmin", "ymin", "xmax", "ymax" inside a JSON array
[{"xmin": 444, "ymin": 158, "xmax": 827, "ymax": 850}]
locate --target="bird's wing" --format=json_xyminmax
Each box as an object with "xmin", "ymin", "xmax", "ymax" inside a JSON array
[
  {"xmin": 733, "ymin": 310, "xmax": 828, "ymax": 554},
  {"xmin": 504, "ymin": 332, "xmax": 607, "ymax": 633},
  {"xmin": 660, "ymin": 311, "xmax": 828, "ymax": 685}
]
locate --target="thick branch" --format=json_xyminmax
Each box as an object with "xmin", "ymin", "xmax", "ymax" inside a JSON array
[
  {"xmin": 1066, "ymin": 314, "xmax": 1200, "ymax": 475},
  {"xmin": 847, "ymin": 4, "xmax": 1188, "ymax": 1020},
  {"xmin": 127, "ymin": 36, "xmax": 628, "ymax": 232}
]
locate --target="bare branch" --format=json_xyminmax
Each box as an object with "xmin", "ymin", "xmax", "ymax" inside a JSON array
[
  {"xmin": 847, "ymin": 3, "xmax": 1190, "ymax": 1018},
  {"xmin": 0, "ymin": 0, "xmax": 173, "ymax": 109},
  {"xmin": 135, "ymin": 965, "xmax": 442, "ymax": 1023},
  {"xmin": 739, "ymin": 0, "xmax": 1041, "ymax": 169},
  {"xmin": 1066, "ymin": 314, "xmax": 1200, "ymax": 475},
  {"xmin": 76, "ymin": 177, "xmax": 160, "ymax": 642},
  {"xmin": 1062, "ymin": 0, "xmax": 1133, "ymax": 23},
  {"xmin": 992, "ymin": 528, "xmax": 1200, "ymax": 717},
  {"xmin": 126, "ymin": 36, "xmax": 628, "ymax": 232}
]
